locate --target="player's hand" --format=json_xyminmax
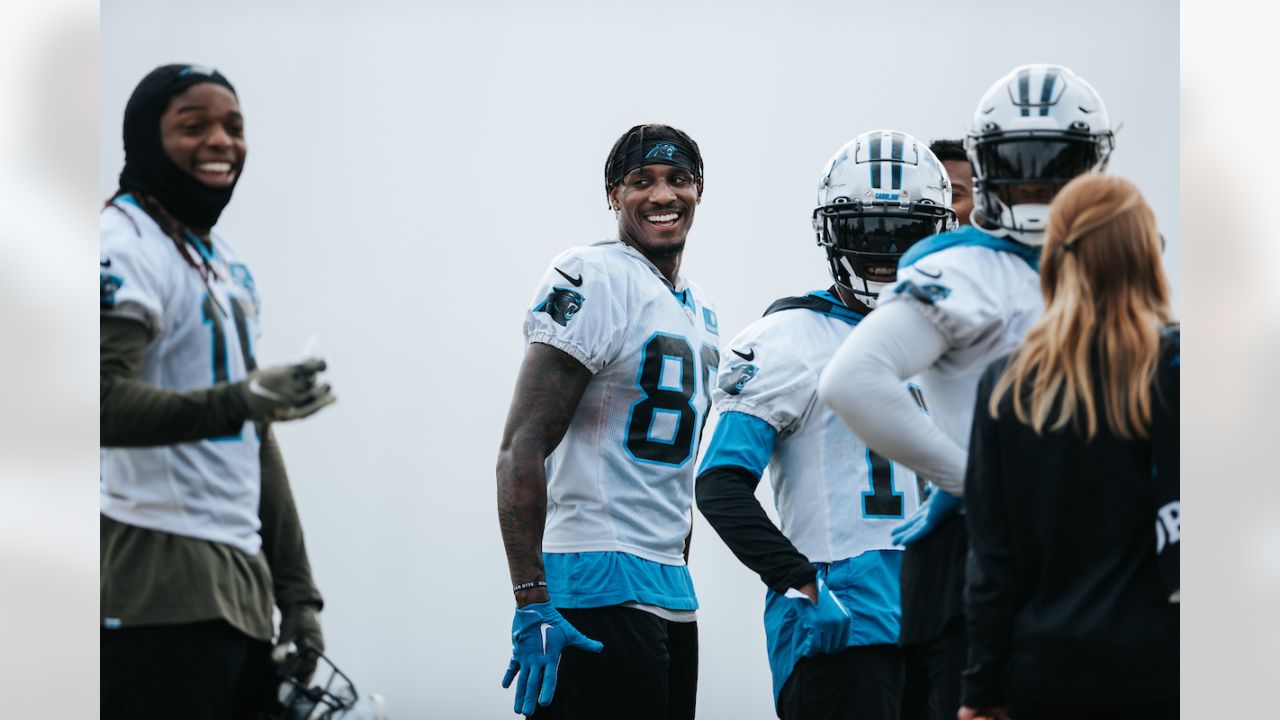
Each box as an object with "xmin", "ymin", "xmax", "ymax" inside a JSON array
[
  {"xmin": 794, "ymin": 575, "xmax": 852, "ymax": 657},
  {"xmin": 892, "ymin": 488, "xmax": 962, "ymax": 546},
  {"xmin": 958, "ymin": 705, "xmax": 1008, "ymax": 720},
  {"xmin": 272, "ymin": 602, "xmax": 324, "ymax": 683},
  {"xmin": 237, "ymin": 358, "xmax": 336, "ymax": 423},
  {"xmin": 501, "ymin": 602, "xmax": 603, "ymax": 717}
]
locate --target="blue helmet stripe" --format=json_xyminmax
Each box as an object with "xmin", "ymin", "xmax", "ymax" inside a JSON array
[
  {"xmin": 1018, "ymin": 67, "xmax": 1031, "ymax": 116},
  {"xmin": 869, "ymin": 134, "xmax": 883, "ymax": 188},
  {"xmin": 890, "ymin": 133, "xmax": 905, "ymax": 189},
  {"xmin": 1039, "ymin": 67, "xmax": 1059, "ymax": 116}
]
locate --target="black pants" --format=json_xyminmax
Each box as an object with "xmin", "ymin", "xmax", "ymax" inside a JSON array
[
  {"xmin": 777, "ymin": 644, "xmax": 905, "ymax": 720},
  {"xmin": 101, "ymin": 620, "xmax": 278, "ymax": 720},
  {"xmin": 531, "ymin": 605, "xmax": 697, "ymax": 720},
  {"xmin": 1011, "ymin": 699, "xmax": 1179, "ymax": 719},
  {"xmin": 900, "ymin": 617, "xmax": 967, "ymax": 720}
]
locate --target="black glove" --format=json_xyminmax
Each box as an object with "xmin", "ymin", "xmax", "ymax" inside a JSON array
[
  {"xmin": 273, "ymin": 602, "xmax": 325, "ymax": 683},
  {"xmin": 237, "ymin": 359, "xmax": 336, "ymax": 423}
]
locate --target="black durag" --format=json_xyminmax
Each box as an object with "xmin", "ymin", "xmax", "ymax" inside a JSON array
[{"xmin": 118, "ymin": 64, "xmax": 240, "ymax": 230}]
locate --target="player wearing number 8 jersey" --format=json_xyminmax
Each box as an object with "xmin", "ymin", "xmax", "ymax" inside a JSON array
[
  {"xmin": 695, "ymin": 131, "xmax": 954, "ymax": 719},
  {"xmin": 497, "ymin": 124, "xmax": 716, "ymax": 719}
]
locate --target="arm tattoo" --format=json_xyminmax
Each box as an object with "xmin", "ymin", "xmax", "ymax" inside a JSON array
[{"xmin": 496, "ymin": 343, "xmax": 592, "ymax": 604}]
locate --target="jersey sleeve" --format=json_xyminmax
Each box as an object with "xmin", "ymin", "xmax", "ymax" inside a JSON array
[
  {"xmin": 711, "ymin": 318, "xmax": 817, "ymax": 436},
  {"xmin": 522, "ymin": 248, "xmax": 625, "ymax": 374},
  {"xmin": 879, "ymin": 248, "xmax": 1007, "ymax": 350},
  {"xmin": 100, "ymin": 206, "xmax": 173, "ymax": 338}
]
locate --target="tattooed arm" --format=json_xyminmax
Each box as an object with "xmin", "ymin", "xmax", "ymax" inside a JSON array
[{"xmin": 496, "ymin": 342, "xmax": 593, "ymax": 608}]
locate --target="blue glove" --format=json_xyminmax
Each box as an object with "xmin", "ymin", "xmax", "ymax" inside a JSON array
[
  {"xmin": 793, "ymin": 575, "xmax": 852, "ymax": 658},
  {"xmin": 891, "ymin": 487, "xmax": 962, "ymax": 546},
  {"xmin": 500, "ymin": 602, "xmax": 604, "ymax": 716}
]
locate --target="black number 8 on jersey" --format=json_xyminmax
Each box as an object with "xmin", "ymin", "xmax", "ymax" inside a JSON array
[{"xmin": 625, "ymin": 333, "xmax": 717, "ymax": 467}]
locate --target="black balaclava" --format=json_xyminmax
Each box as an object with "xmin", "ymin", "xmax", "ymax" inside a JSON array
[{"xmin": 118, "ymin": 64, "xmax": 240, "ymax": 230}]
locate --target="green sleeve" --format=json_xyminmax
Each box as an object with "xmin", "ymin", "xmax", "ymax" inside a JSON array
[
  {"xmin": 259, "ymin": 427, "xmax": 325, "ymax": 609},
  {"xmin": 100, "ymin": 316, "xmax": 250, "ymax": 446}
]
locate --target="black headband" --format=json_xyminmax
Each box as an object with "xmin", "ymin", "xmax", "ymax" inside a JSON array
[
  {"xmin": 607, "ymin": 136, "xmax": 700, "ymax": 188},
  {"xmin": 118, "ymin": 64, "xmax": 240, "ymax": 231}
]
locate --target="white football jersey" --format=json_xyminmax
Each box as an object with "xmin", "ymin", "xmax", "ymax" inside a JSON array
[
  {"xmin": 713, "ymin": 293, "xmax": 924, "ymax": 563},
  {"xmin": 100, "ymin": 197, "xmax": 264, "ymax": 555},
  {"xmin": 524, "ymin": 240, "xmax": 719, "ymax": 565},
  {"xmin": 880, "ymin": 241, "xmax": 1042, "ymax": 450}
]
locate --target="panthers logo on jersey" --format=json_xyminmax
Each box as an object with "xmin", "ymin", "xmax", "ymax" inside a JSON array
[
  {"xmin": 719, "ymin": 362, "xmax": 759, "ymax": 396},
  {"xmin": 536, "ymin": 287, "xmax": 585, "ymax": 326},
  {"xmin": 101, "ymin": 272, "xmax": 124, "ymax": 309},
  {"xmin": 896, "ymin": 280, "xmax": 951, "ymax": 305}
]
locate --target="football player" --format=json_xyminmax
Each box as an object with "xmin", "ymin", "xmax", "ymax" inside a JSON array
[
  {"xmin": 496, "ymin": 124, "xmax": 719, "ymax": 719},
  {"xmin": 695, "ymin": 130, "xmax": 954, "ymax": 720},
  {"xmin": 818, "ymin": 64, "xmax": 1117, "ymax": 720},
  {"xmin": 896, "ymin": 138, "xmax": 977, "ymax": 720},
  {"xmin": 100, "ymin": 65, "xmax": 335, "ymax": 718},
  {"xmin": 929, "ymin": 139, "xmax": 974, "ymax": 227}
]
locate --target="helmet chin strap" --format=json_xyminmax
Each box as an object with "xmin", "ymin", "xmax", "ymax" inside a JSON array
[
  {"xmin": 998, "ymin": 202, "xmax": 1049, "ymax": 245},
  {"xmin": 979, "ymin": 191, "xmax": 1048, "ymax": 246},
  {"xmin": 835, "ymin": 257, "xmax": 888, "ymax": 310}
]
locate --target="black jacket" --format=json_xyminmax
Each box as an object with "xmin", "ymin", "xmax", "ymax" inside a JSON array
[{"xmin": 961, "ymin": 331, "xmax": 1179, "ymax": 708}]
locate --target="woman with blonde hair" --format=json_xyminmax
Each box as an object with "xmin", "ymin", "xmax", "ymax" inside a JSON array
[{"xmin": 958, "ymin": 174, "xmax": 1179, "ymax": 720}]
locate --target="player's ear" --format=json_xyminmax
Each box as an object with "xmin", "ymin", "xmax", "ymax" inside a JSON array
[
  {"xmin": 607, "ymin": 185, "xmax": 621, "ymax": 211},
  {"xmin": 695, "ymin": 180, "xmax": 704, "ymax": 203}
]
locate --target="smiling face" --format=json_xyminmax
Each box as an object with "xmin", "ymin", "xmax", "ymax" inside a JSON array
[
  {"xmin": 159, "ymin": 82, "xmax": 245, "ymax": 189},
  {"xmin": 609, "ymin": 163, "xmax": 702, "ymax": 261}
]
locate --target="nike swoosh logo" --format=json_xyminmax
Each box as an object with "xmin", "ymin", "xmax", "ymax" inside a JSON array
[
  {"xmin": 555, "ymin": 267, "xmax": 583, "ymax": 286},
  {"xmin": 540, "ymin": 623, "xmax": 553, "ymax": 653},
  {"xmin": 100, "ymin": 258, "xmax": 112, "ymax": 268},
  {"xmin": 733, "ymin": 348, "xmax": 754, "ymax": 361},
  {"xmin": 915, "ymin": 266, "xmax": 942, "ymax": 279}
]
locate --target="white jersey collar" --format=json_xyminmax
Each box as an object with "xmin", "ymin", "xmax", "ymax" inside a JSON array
[{"xmin": 593, "ymin": 238, "xmax": 688, "ymax": 293}]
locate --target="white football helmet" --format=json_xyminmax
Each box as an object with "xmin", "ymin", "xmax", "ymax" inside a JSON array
[
  {"xmin": 271, "ymin": 646, "xmax": 389, "ymax": 720},
  {"xmin": 966, "ymin": 63, "xmax": 1115, "ymax": 245},
  {"xmin": 813, "ymin": 129, "xmax": 956, "ymax": 309}
]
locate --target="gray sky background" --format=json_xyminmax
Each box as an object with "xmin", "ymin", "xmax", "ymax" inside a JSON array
[{"xmin": 99, "ymin": 1, "xmax": 1178, "ymax": 716}]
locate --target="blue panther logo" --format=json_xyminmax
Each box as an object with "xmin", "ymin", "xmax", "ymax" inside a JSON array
[
  {"xmin": 536, "ymin": 287, "xmax": 585, "ymax": 326},
  {"xmin": 229, "ymin": 263, "xmax": 256, "ymax": 294},
  {"xmin": 645, "ymin": 143, "xmax": 677, "ymax": 160},
  {"xmin": 718, "ymin": 363, "xmax": 759, "ymax": 396},
  {"xmin": 101, "ymin": 272, "xmax": 124, "ymax": 309},
  {"xmin": 895, "ymin": 280, "xmax": 951, "ymax": 305}
]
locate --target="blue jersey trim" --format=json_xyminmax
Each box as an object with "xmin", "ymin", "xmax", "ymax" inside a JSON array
[
  {"xmin": 763, "ymin": 550, "xmax": 904, "ymax": 706},
  {"xmin": 544, "ymin": 551, "xmax": 698, "ymax": 611},
  {"xmin": 762, "ymin": 289, "xmax": 865, "ymax": 326},
  {"xmin": 806, "ymin": 290, "xmax": 866, "ymax": 325},
  {"xmin": 898, "ymin": 225, "xmax": 1041, "ymax": 271},
  {"xmin": 698, "ymin": 411, "xmax": 777, "ymax": 476}
]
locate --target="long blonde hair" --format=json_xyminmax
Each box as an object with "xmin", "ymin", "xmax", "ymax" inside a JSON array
[{"xmin": 989, "ymin": 174, "xmax": 1173, "ymax": 439}]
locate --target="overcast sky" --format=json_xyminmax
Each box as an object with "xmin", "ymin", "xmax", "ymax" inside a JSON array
[{"xmin": 100, "ymin": 1, "xmax": 1177, "ymax": 716}]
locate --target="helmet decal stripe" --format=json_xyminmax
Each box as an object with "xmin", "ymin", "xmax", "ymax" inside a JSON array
[
  {"xmin": 1017, "ymin": 67, "xmax": 1031, "ymax": 116},
  {"xmin": 869, "ymin": 134, "xmax": 883, "ymax": 188},
  {"xmin": 890, "ymin": 133, "xmax": 905, "ymax": 190},
  {"xmin": 1039, "ymin": 67, "xmax": 1059, "ymax": 116}
]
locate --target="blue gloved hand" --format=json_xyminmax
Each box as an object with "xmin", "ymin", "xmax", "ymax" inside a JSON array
[
  {"xmin": 891, "ymin": 488, "xmax": 962, "ymax": 546},
  {"xmin": 500, "ymin": 602, "xmax": 604, "ymax": 716},
  {"xmin": 793, "ymin": 575, "xmax": 852, "ymax": 658}
]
